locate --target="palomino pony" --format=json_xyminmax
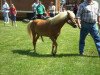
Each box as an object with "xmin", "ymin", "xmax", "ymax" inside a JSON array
[{"xmin": 27, "ymin": 10, "xmax": 78, "ymax": 56}]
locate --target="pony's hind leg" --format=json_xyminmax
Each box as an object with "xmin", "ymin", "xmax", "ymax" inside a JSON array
[
  {"xmin": 32, "ymin": 34, "xmax": 39, "ymax": 52},
  {"xmin": 32, "ymin": 34, "xmax": 36, "ymax": 52}
]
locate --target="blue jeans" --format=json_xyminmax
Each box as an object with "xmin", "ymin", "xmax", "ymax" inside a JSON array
[
  {"xmin": 49, "ymin": 13, "xmax": 55, "ymax": 17},
  {"xmin": 79, "ymin": 22, "xmax": 100, "ymax": 55},
  {"xmin": 10, "ymin": 15, "xmax": 16, "ymax": 21},
  {"xmin": 3, "ymin": 12, "xmax": 9, "ymax": 23}
]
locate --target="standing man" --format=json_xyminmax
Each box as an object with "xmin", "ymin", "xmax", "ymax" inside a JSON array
[
  {"xmin": 2, "ymin": 0, "xmax": 10, "ymax": 25},
  {"xmin": 76, "ymin": 0, "xmax": 100, "ymax": 56},
  {"xmin": 36, "ymin": 1, "xmax": 46, "ymax": 19},
  {"xmin": 73, "ymin": 3, "xmax": 78, "ymax": 15},
  {"xmin": 32, "ymin": 0, "xmax": 39, "ymax": 18},
  {"xmin": 48, "ymin": 1, "xmax": 56, "ymax": 17}
]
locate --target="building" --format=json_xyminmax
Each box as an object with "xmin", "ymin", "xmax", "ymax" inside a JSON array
[
  {"xmin": 2, "ymin": 0, "xmax": 97, "ymax": 20},
  {"xmin": 0, "ymin": 0, "xmax": 61, "ymax": 19}
]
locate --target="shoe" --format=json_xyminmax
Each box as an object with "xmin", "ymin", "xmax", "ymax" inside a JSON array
[
  {"xmin": 98, "ymin": 52, "xmax": 100, "ymax": 57},
  {"xmin": 15, "ymin": 24, "xmax": 17, "ymax": 27},
  {"xmin": 6, "ymin": 22, "xmax": 9, "ymax": 24},
  {"xmin": 4, "ymin": 22, "xmax": 6, "ymax": 26},
  {"xmin": 79, "ymin": 51, "xmax": 83, "ymax": 56}
]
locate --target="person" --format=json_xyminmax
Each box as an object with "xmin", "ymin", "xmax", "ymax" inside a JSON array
[
  {"xmin": 76, "ymin": 0, "xmax": 100, "ymax": 56},
  {"xmin": 48, "ymin": 1, "xmax": 56, "ymax": 17},
  {"xmin": 2, "ymin": 0, "xmax": 10, "ymax": 25},
  {"xmin": 32, "ymin": 0, "xmax": 39, "ymax": 18},
  {"xmin": 62, "ymin": 7, "xmax": 66, "ymax": 12},
  {"xmin": 9, "ymin": 4, "xmax": 17, "ymax": 27},
  {"xmin": 36, "ymin": 1, "xmax": 46, "ymax": 19},
  {"xmin": 73, "ymin": 3, "xmax": 78, "ymax": 15}
]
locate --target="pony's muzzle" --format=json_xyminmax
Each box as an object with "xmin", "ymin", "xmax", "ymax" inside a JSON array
[{"xmin": 73, "ymin": 24, "xmax": 78, "ymax": 28}]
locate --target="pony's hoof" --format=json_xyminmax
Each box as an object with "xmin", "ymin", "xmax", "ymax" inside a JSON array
[
  {"xmin": 33, "ymin": 49, "xmax": 36, "ymax": 53},
  {"xmin": 52, "ymin": 53, "xmax": 56, "ymax": 56},
  {"xmin": 33, "ymin": 51, "xmax": 36, "ymax": 53}
]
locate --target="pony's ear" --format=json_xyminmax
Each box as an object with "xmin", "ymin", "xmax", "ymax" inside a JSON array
[
  {"xmin": 67, "ymin": 11, "xmax": 71, "ymax": 15},
  {"xmin": 68, "ymin": 11, "xmax": 73, "ymax": 19},
  {"xmin": 67, "ymin": 11, "xmax": 70, "ymax": 15},
  {"xmin": 67, "ymin": 11, "xmax": 71, "ymax": 18},
  {"xmin": 68, "ymin": 11, "xmax": 76, "ymax": 19}
]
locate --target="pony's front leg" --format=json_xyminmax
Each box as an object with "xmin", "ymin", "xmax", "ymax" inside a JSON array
[
  {"xmin": 51, "ymin": 38, "xmax": 58, "ymax": 56},
  {"xmin": 53, "ymin": 42, "xmax": 58, "ymax": 56},
  {"xmin": 51, "ymin": 44, "xmax": 55, "ymax": 55}
]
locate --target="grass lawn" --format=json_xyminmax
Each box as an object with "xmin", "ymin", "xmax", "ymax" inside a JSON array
[{"xmin": 0, "ymin": 20, "xmax": 100, "ymax": 75}]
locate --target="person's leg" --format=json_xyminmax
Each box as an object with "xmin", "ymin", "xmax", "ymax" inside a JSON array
[
  {"xmin": 37, "ymin": 14, "xmax": 39, "ymax": 19},
  {"xmin": 41, "ymin": 14, "xmax": 44, "ymax": 19},
  {"xmin": 14, "ymin": 15, "xmax": 17, "ymax": 27},
  {"xmin": 33, "ymin": 12, "xmax": 37, "ymax": 18},
  {"xmin": 6, "ymin": 12, "xmax": 9, "ymax": 23},
  {"xmin": 90, "ymin": 23, "xmax": 100, "ymax": 56},
  {"xmin": 50, "ymin": 13, "xmax": 54, "ymax": 17},
  {"xmin": 10, "ymin": 15, "xmax": 13, "ymax": 26},
  {"xmin": 3, "ymin": 13, "xmax": 6, "ymax": 25},
  {"xmin": 39, "ymin": 14, "xmax": 42, "ymax": 19},
  {"xmin": 37, "ymin": 14, "xmax": 42, "ymax": 19},
  {"xmin": 79, "ymin": 23, "xmax": 89, "ymax": 55}
]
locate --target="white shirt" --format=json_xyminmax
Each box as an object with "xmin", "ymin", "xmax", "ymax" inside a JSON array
[
  {"xmin": 49, "ymin": 5, "xmax": 55, "ymax": 14},
  {"xmin": 32, "ymin": 2, "xmax": 39, "ymax": 12},
  {"xmin": 2, "ymin": 2, "xmax": 9, "ymax": 13}
]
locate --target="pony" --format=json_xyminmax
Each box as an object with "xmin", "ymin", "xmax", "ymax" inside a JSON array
[{"xmin": 27, "ymin": 10, "xmax": 78, "ymax": 56}]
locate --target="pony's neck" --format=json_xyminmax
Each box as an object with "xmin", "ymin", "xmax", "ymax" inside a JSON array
[{"xmin": 49, "ymin": 12, "xmax": 67, "ymax": 25}]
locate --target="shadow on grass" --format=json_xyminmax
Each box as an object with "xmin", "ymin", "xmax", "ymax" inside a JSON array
[{"xmin": 12, "ymin": 49, "xmax": 99, "ymax": 58}]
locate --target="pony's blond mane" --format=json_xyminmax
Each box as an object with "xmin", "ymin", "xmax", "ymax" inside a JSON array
[
  {"xmin": 47, "ymin": 12, "xmax": 67, "ymax": 25},
  {"xmin": 47, "ymin": 10, "xmax": 75, "ymax": 25}
]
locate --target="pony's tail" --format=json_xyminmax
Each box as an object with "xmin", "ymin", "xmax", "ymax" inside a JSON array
[
  {"xmin": 27, "ymin": 21, "xmax": 32, "ymax": 39},
  {"xmin": 27, "ymin": 21, "xmax": 44, "ymax": 42}
]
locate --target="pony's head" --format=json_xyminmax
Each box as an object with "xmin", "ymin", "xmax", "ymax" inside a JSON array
[{"xmin": 66, "ymin": 11, "xmax": 78, "ymax": 28}]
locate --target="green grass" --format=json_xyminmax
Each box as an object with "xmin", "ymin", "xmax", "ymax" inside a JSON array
[{"xmin": 0, "ymin": 20, "xmax": 100, "ymax": 75}]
